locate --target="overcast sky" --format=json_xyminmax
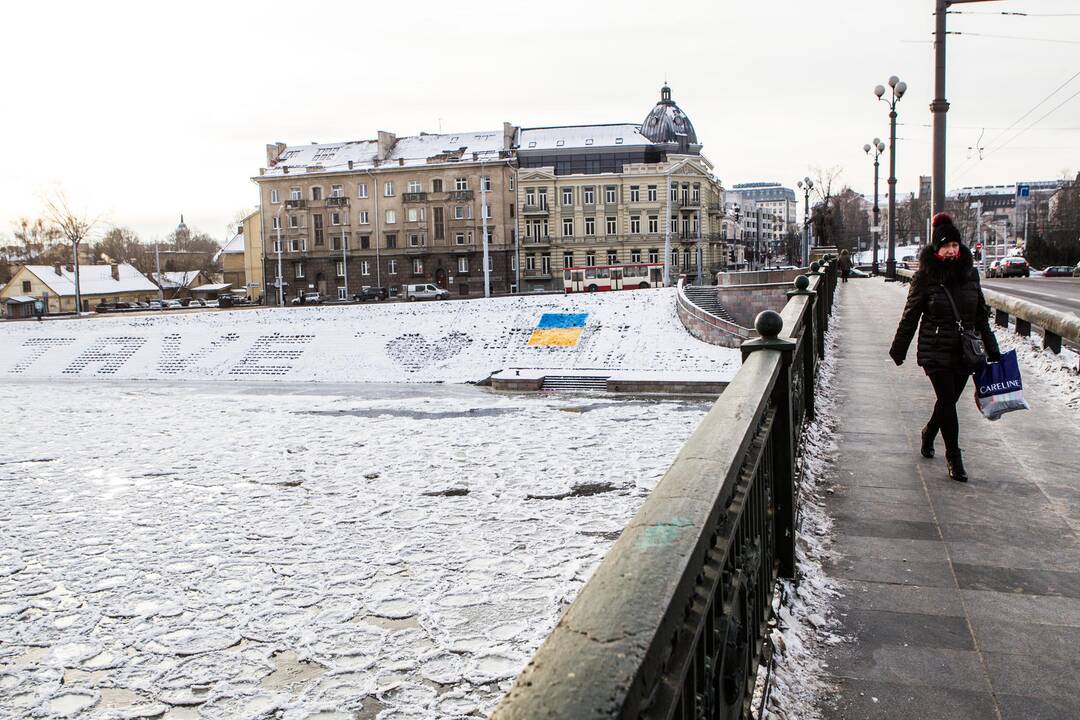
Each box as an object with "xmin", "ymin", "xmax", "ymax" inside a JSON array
[{"xmin": 2, "ymin": 0, "xmax": 1077, "ymax": 246}]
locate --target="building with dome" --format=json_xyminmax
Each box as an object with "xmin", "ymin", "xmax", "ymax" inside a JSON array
[{"xmin": 513, "ymin": 86, "xmax": 727, "ymax": 292}]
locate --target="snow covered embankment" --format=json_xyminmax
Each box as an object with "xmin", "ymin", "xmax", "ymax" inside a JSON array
[{"xmin": 0, "ymin": 289, "xmax": 739, "ymax": 384}]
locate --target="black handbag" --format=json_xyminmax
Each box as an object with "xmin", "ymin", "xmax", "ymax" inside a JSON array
[{"xmin": 940, "ymin": 284, "xmax": 987, "ymax": 368}]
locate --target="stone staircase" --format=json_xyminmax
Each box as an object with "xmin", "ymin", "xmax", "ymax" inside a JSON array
[
  {"xmin": 681, "ymin": 285, "xmax": 737, "ymax": 323},
  {"xmin": 541, "ymin": 375, "xmax": 610, "ymax": 392}
]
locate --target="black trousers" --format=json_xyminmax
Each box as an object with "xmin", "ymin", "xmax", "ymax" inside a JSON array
[{"xmin": 925, "ymin": 368, "xmax": 970, "ymax": 454}]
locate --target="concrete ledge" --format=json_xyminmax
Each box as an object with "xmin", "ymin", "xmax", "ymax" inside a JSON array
[{"xmin": 675, "ymin": 279, "xmax": 752, "ymax": 347}]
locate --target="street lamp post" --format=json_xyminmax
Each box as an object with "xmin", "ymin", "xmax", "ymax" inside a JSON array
[
  {"xmin": 876, "ymin": 76, "xmax": 907, "ymax": 280},
  {"xmin": 797, "ymin": 178, "xmax": 813, "ymax": 266},
  {"xmin": 863, "ymin": 138, "xmax": 885, "ymax": 274},
  {"xmin": 275, "ymin": 205, "xmax": 285, "ymax": 307}
]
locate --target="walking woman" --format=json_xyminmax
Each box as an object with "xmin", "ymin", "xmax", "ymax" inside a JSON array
[
  {"xmin": 889, "ymin": 213, "xmax": 1000, "ymax": 482},
  {"xmin": 838, "ymin": 249, "xmax": 852, "ymax": 283}
]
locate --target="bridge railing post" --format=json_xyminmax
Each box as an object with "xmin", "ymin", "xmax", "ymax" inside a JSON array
[
  {"xmin": 742, "ymin": 311, "xmax": 797, "ymax": 578},
  {"xmin": 808, "ymin": 263, "xmax": 826, "ymax": 359},
  {"xmin": 787, "ymin": 275, "xmax": 817, "ymax": 422}
]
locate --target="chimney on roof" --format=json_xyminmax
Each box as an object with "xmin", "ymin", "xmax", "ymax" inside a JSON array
[
  {"xmin": 503, "ymin": 122, "xmax": 516, "ymax": 151},
  {"xmin": 266, "ymin": 142, "xmax": 287, "ymax": 166},
  {"xmin": 398, "ymin": 158, "xmax": 404, "ymax": 166},
  {"xmin": 54, "ymin": 262, "xmax": 62, "ymax": 276},
  {"xmin": 377, "ymin": 131, "xmax": 397, "ymax": 161},
  {"xmin": 348, "ymin": 160, "xmax": 354, "ymax": 170},
  {"xmin": 110, "ymin": 262, "xmax": 120, "ymax": 281}
]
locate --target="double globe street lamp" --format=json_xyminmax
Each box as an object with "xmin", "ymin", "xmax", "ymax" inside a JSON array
[
  {"xmin": 796, "ymin": 177, "xmax": 813, "ymax": 266},
  {"xmin": 875, "ymin": 75, "xmax": 906, "ymax": 279},
  {"xmin": 863, "ymin": 138, "xmax": 885, "ymax": 275}
]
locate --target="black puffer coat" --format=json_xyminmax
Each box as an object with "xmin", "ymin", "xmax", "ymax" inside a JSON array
[{"xmin": 890, "ymin": 244, "xmax": 999, "ymax": 370}]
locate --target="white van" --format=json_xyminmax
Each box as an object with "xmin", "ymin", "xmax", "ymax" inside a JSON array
[{"xmin": 403, "ymin": 283, "xmax": 450, "ymax": 301}]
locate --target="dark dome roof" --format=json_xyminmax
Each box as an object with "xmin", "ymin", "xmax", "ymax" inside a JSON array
[{"xmin": 640, "ymin": 85, "xmax": 698, "ymax": 152}]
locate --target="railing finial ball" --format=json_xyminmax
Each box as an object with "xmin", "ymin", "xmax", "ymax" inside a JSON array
[
  {"xmin": 810, "ymin": 262, "xmax": 821, "ymax": 273},
  {"xmin": 794, "ymin": 274, "xmax": 810, "ymax": 291},
  {"xmin": 755, "ymin": 310, "xmax": 783, "ymax": 339}
]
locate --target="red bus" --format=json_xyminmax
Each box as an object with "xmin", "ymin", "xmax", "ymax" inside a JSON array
[{"xmin": 563, "ymin": 263, "xmax": 665, "ymax": 293}]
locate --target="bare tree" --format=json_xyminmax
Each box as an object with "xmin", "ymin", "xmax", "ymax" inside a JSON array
[{"xmin": 43, "ymin": 192, "xmax": 100, "ymax": 314}]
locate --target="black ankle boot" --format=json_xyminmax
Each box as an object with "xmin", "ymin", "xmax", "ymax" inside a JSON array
[
  {"xmin": 921, "ymin": 426, "xmax": 936, "ymax": 459},
  {"xmin": 946, "ymin": 451, "xmax": 968, "ymax": 482}
]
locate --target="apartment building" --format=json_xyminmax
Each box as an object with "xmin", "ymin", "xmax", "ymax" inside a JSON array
[
  {"xmin": 513, "ymin": 86, "xmax": 726, "ymax": 291},
  {"xmin": 729, "ymin": 182, "xmax": 798, "ymax": 238},
  {"xmin": 253, "ymin": 125, "xmax": 517, "ymax": 303}
]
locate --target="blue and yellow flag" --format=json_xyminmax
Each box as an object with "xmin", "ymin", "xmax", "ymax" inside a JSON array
[{"xmin": 528, "ymin": 313, "xmax": 588, "ymax": 347}]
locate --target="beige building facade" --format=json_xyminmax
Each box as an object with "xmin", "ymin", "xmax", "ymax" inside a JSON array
[
  {"xmin": 253, "ymin": 126, "xmax": 518, "ymax": 303},
  {"xmin": 513, "ymin": 87, "xmax": 727, "ymax": 291}
]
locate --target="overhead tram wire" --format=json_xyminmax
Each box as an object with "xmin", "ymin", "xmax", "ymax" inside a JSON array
[
  {"xmin": 946, "ymin": 31, "xmax": 1080, "ymax": 45},
  {"xmin": 948, "ymin": 10, "xmax": 1080, "ymax": 17},
  {"xmin": 947, "ymin": 68, "xmax": 1080, "ymax": 183}
]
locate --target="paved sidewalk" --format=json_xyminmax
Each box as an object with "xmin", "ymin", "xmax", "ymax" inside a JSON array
[{"xmin": 819, "ymin": 278, "xmax": 1080, "ymax": 720}]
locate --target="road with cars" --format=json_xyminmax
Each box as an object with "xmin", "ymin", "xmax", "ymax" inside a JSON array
[{"xmin": 981, "ymin": 276, "xmax": 1080, "ymax": 318}]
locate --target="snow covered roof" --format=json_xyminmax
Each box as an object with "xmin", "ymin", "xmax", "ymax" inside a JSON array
[
  {"xmin": 517, "ymin": 124, "xmax": 652, "ymax": 152},
  {"xmin": 5, "ymin": 295, "xmax": 36, "ymax": 304},
  {"xmin": 191, "ymin": 283, "xmax": 232, "ymax": 292},
  {"xmin": 152, "ymin": 271, "xmax": 204, "ymax": 289},
  {"xmin": 24, "ymin": 263, "xmax": 157, "ymax": 297},
  {"xmin": 260, "ymin": 130, "xmax": 509, "ymax": 178},
  {"xmin": 214, "ymin": 233, "xmax": 245, "ymax": 262}
]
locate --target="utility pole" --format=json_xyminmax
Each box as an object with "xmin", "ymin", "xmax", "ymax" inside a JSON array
[
  {"xmin": 932, "ymin": 0, "xmax": 1003, "ymax": 214},
  {"xmin": 663, "ymin": 166, "xmax": 672, "ymax": 286}
]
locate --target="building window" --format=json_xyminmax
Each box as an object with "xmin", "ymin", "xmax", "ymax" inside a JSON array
[
  {"xmin": 563, "ymin": 218, "xmax": 573, "ymax": 237},
  {"xmin": 290, "ymin": 187, "xmax": 301, "ymax": 201},
  {"xmin": 541, "ymin": 254, "xmax": 551, "ymax": 274},
  {"xmin": 606, "ymin": 216, "xmax": 617, "ymax": 235},
  {"xmin": 563, "ymin": 252, "xmax": 574, "ymax": 268},
  {"xmin": 336, "ymin": 261, "xmax": 345, "ymax": 277},
  {"xmin": 386, "ymin": 234, "xmax": 397, "ymax": 248},
  {"xmin": 537, "ymin": 188, "xmax": 548, "ymax": 209},
  {"xmin": 605, "ymin": 186, "xmax": 616, "ymax": 204},
  {"xmin": 270, "ymin": 189, "xmax": 280, "ymax": 204},
  {"xmin": 295, "ymin": 262, "xmax": 305, "ymax": 278},
  {"xmin": 483, "ymin": 204, "xmax": 492, "ymax": 219},
  {"xmin": 585, "ymin": 217, "xmax": 595, "ymax": 236},
  {"xmin": 670, "ymin": 216, "xmax": 678, "ymax": 233},
  {"xmin": 312, "ymin": 186, "xmax": 323, "ymax": 201},
  {"xmin": 672, "ymin": 250, "xmax": 680, "ymax": 267},
  {"xmin": 361, "ymin": 260, "xmax": 371, "ymax": 276},
  {"xmin": 385, "ymin": 209, "xmax": 396, "ymax": 224},
  {"xmin": 358, "ymin": 183, "xmax": 368, "ymax": 198},
  {"xmin": 331, "ymin": 184, "xmax": 343, "ymax": 197},
  {"xmin": 273, "ymin": 238, "xmax": 283, "ymax": 253},
  {"xmin": 407, "ymin": 207, "xmax": 424, "ymax": 222},
  {"xmin": 670, "ymin": 182, "xmax": 678, "ymax": 202},
  {"xmin": 384, "ymin": 181, "xmax": 394, "ymax": 197},
  {"xmin": 455, "ymin": 232, "xmax": 465, "ymax": 245},
  {"xmin": 388, "ymin": 259, "xmax": 398, "ymax": 274},
  {"xmin": 649, "ymin": 248, "xmax": 659, "ymax": 264},
  {"xmin": 511, "ymin": 254, "xmax": 518, "ymax": 271},
  {"xmin": 338, "ymin": 287, "xmax": 347, "ymax": 300},
  {"xmin": 630, "ymin": 186, "xmax": 640, "ymax": 202},
  {"xmin": 359, "ymin": 210, "xmax": 369, "ymax": 224},
  {"xmin": 272, "ymin": 216, "xmax": 281, "ymax": 230},
  {"xmin": 630, "ymin": 215, "xmax": 641, "ymax": 234},
  {"xmin": 412, "ymin": 258, "xmax": 424, "ymax": 275},
  {"xmin": 647, "ymin": 185, "xmax": 657, "ymax": 202},
  {"xmin": 481, "ymin": 176, "xmax": 491, "ymax": 191},
  {"xmin": 509, "ymin": 175, "xmax": 515, "ymax": 191},
  {"xmin": 407, "ymin": 180, "xmax": 422, "ymax": 193},
  {"xmin": 289, "ymin": 215, "xmax": 299, "ymax": 229},
  {"xmin": 692, "ymin": 183, "xmax": 700, "ymax": 202},
  {"xmin": 562, "ymin": 187, "xmax": 573, "ymax": 206},
  {"xmin": 631, "ymin": 249, "xmax": 642, "ymax": 263},
  {"xmin": 525, "ymin": 254, "xmax": 536, "ymax": 271},
  {"xmin": 409, "ymin": 234, "xmax": 424, "ymax": 247},
  {"xmin": 22, "ymin": 280, "xmax": 32, "ymax": 292},
  {"xmin": 583, "ymin": 187, "xmax": 595, "ymax": 205},
  {"xmin": 454, "ymin": 206, "xmax": 464, "ymax": 220},
  {"xmin": 331, "ymin": 211, "xmax": 341, "ymax": 226},
  {"xmin": 432, "ymin": 178, "xmax": 443, "ymax": 192},
  {"xmin": 586, "ymin": 252, "xmax": 595, "ymax": 266},
  {"xmin": 607, "ymin": 250, "xmax": 618, "ymax": 265},
  {"xmin": 313, "ymin": 214, "xmax": 324, "ymax": 246},
  {"xmin": 526, "ymin": 188, "xmax": 535, "ymax": 207},
  {"xmin": 360, "ymin": 235, "xmax": 370, "ymax": 249},
  {"xmin": 458, "ymin": 257, "xmax": 468, "ymax": 273},
  {"xmin": 684, "ymin": 248, "xmax": 693, "ymax": 268},
  {"xmin": 455, "ymin": 177, "xmax": 468, "ymax": 191}
]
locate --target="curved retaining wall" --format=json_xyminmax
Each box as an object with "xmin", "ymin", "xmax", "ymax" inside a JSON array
[{"xmin": 676, "ymin": 280, "xmax": 751, "ymax": 347}]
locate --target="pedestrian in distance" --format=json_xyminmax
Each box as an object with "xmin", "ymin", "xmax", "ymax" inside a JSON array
[
  {"xmin": 889, "ymin": 213, "xmax": 1001, "ymax": 482},
  {"xmin": 838, "ymin": 249, "xmax": 852, "ymax": 283}
]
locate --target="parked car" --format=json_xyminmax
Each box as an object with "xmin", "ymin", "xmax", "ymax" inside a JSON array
[
  {"xmin": 291, "ymin": 292, "xmax": 324, "ymax": 305},
  {"xmin": 986, "ymin": 260, "xmax": 1002, "ymax": 278},
  {"xmin": 163, "ymin": 299, "xmax": 183, "ymax": 309},
  {"xmin": 186, "ymin": 298, "xmax": 206, "ymax": 308},
  {"xmin": 203, "ymin": 298, "xmax": 220, "ymax": 308},
  {"xmin": 403, "ymin": 283, "xmax": 450, "ymax": 301},
  {"xmin": 95, "ymin": 302, "xmax": 117, "ymax": 313},
  {"xmin": 352, "ymin": 286, "xmax": 389, "ymax": 302},
  {"xmin": 1042, "ymin": 265, "xmax": 1073, "ymax": 278},
  {"xmin": 999, "ymin": 257, "xmax": 1030, "ymax": 278}
]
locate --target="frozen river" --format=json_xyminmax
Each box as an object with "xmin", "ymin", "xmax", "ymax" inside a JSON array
[{"xmin": 0, "ymin": 380, "xmax": 711, "ymax": 719}]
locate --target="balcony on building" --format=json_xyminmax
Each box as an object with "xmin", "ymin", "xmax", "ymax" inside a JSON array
[
  {"xmin": 403, "ymin": 192, "xmax": 428, "ymax": 203},
  {"xmin": 405, "ymin": 242, "xmax": 429, "ymax": 255},
  {"xmin": 326, "ymin": 196, "xmax": 349, "ymax": 208},
  {"xmin": 448, "ymin": 190, "xmax": 474, "ymax": 202},
  {"xmin": 284, "ymin": 199, "xmax": 306, "ymax": 209},
  {"xmin": 523, "ymin": 235, "xmax": 552, "ymax": 248},
  {"xmin": 522, "ymin": 204, "xmax": 549, "ymax": 216},
  {"xmin": 522, "ymin": 270, "xmax": 552, "ymax": 280}
]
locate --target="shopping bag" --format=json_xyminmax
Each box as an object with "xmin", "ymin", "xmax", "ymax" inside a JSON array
[{"xmin": 974, "ymin": 350, "xmax": 1030, "ymax": 421}]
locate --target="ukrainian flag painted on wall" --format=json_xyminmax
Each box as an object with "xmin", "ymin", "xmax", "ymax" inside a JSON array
[{"xmin": 528, "ymin": 313, "xmax": 589, "ymax": 347}]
